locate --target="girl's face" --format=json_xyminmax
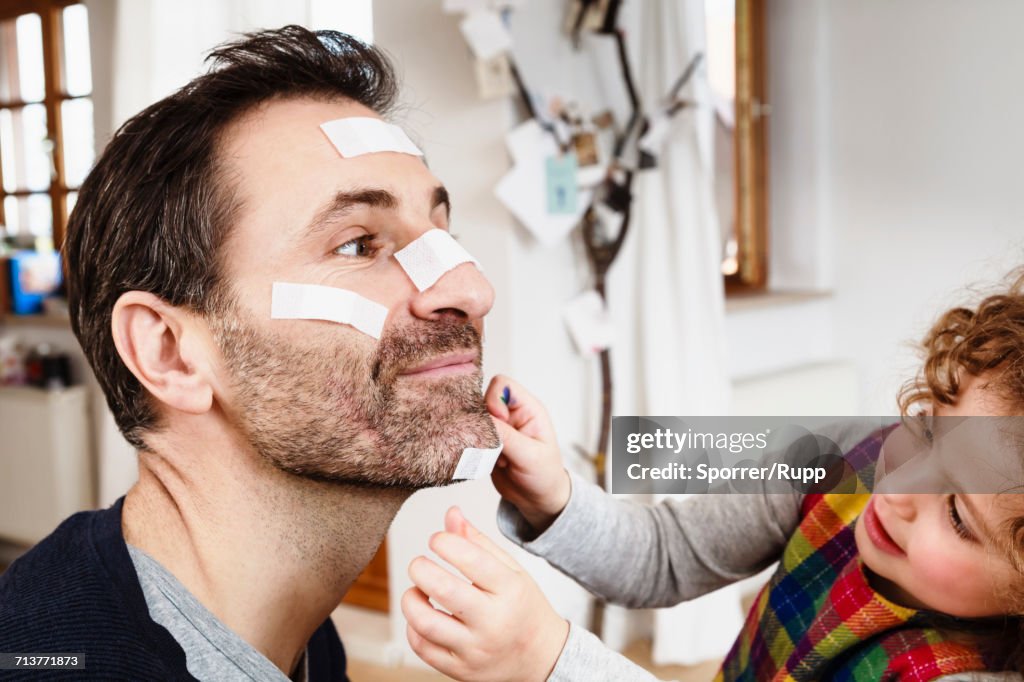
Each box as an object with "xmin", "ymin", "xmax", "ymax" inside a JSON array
[{"xmin": 854, "ymin": 374, "xmax": 1023, "ymax": 617}]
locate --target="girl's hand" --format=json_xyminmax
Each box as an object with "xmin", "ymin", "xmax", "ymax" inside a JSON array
[
  {"xmin": 402, "ymin": 507, "xmax": 570, "ymax": 682},
  {"xmin": 485, "ymin": 375, "xmax": 571, "ymax": 532}
]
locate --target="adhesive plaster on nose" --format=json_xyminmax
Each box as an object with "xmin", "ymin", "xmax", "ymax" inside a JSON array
[
  {"xmin": 395, "ymin": 229, "xmax": 481, "ymax": 292},
  {"xmin": 453, "ymin": 442, "xmax": 503, "ymax": 480},
  {"xmin": 270, "ymin": 282, "xmax": 388, "ymax": 339},
  {"xmin": 320, "ymin": 117, "xmax": 424, "ymax": 158}
]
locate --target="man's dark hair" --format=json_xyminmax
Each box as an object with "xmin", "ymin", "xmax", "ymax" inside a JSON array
[{"xmin": 63, "ymin": 25, "xmax": 398, "ymax": 450}]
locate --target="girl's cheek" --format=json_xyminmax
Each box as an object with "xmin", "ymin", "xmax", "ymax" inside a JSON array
[{"xmin": 907, "ymin": 543, "xmax": 987, "ymax": 611}]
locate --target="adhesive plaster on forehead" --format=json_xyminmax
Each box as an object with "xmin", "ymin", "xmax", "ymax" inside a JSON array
[
  {"xmin": 453, "ymin": 442, "xmax": 503, "ymax": 480},
  {"xmin": 320, "ymin": 117, "xmax": 423, "ymax": 158},
  {"xmin": 394, "ymin": 229, "xmax": 481, "ymax": 292},
  {"xmin": 270, "ymin": 282, "xmax": 388, "ymax": 339}
]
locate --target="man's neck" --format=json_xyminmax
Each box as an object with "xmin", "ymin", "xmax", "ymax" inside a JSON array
[{"xmin": 122, "ymin": 433, "xmax": 410, "ymax": 675}]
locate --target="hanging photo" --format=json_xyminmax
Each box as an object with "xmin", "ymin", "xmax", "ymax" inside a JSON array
[
  {"xmin": 572, "ymin": 130, "xmax": 599, "ymax": 167},
  {"xmin": 474, "ymin": 53, "xmax": 515, "ymax": 99},
  {"xmin": 459, "ymin": 9, "xmax": 513, "ymax": 60},
  {"xmin": 545, "ymin": 153, "xmax": 579, "ymax": 215},
  {"xmin": 592, "ymin": 109, "xmax": 615, "ymax": 130}
]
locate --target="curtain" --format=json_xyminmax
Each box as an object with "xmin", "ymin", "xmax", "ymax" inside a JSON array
[
  {"xmin": 606, "ymin": 0, "xmax": 738, "ymax": 666},
  {"xmin": 86, "ymin": 0, "xmax": 367, "ymax": 143}
]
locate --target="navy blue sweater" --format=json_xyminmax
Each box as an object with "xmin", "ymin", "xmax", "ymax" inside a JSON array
[{"xmin": 0, "ymin": 498, "xmax": 349, "ymax": 680}]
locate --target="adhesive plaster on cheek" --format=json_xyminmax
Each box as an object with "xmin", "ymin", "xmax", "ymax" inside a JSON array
[
  {"xmin": 270, "ymin": 282, "xmax": 389, "ymax": 339},
  {"xmin": 452, "ymin": 442, "xmax": 503, "ymax": 480},
  {"xmin": 394, "ymin": 229, "xmax": 481, "ymax": 292},
  {"xmin": 319, "ymin": 117, "xmax": 424, "ymax": 158}
]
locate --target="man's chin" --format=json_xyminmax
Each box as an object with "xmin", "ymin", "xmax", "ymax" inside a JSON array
[
  {"xmin": 413, "ymin": 415, "xmax": 500, "ymax": 486},
  {"xmin": 338, "ymin": 408, "xmax": 500, "ymax": 491}
]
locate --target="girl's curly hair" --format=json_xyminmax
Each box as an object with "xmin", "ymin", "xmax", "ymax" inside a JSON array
[
  {"xmin": 897, "ymin": 266, "xmax": 1024, "ymax": 672},
  {"xmin": 899, "ymin": 268, "xmax": 1024, "ymax": 416}
]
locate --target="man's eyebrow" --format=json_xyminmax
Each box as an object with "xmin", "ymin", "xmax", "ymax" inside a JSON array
[
  {"xmin": 303, "ymin": 186, "xmax": 450, "ymax": 239},
  {"xmin": 432, "ymin": 185, "xmax": 450, "ymax": 219},
  {"xmin": 304, "ymin": 188, "xmax": 398, "ymax": 239}
]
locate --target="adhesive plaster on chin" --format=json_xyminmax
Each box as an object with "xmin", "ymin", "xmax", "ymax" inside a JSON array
[
  {"xmin": 395, "ymin": 229, "xmax": 481, "ymax": 292},
  {"xmin": 453, "ymin": 442, "xmax": 503, "ymax": 480},
  {"xmin": 270, "ymin": 282, "xmax": 388, "ymax": 339},
  {"xmin": 320, "ymin": 117, "xmax": 423, "ymax": 158}
]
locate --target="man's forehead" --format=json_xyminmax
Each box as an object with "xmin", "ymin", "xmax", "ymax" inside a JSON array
[
  {"xmin": 225, "ymin": 97, "xmax": 382, "ymax": 154},
  {"xmin": 220, "ymin": 97, "xmax": 438, "ymax": 210}
]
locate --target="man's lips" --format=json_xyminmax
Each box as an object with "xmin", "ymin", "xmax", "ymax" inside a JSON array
[
  {"xmin": 862, "ymin": 497, "xmax": 905, "ymax": 557},
  {"xmin": 399, "ymin": 351, "xmax": 478, "ymax": 378}
]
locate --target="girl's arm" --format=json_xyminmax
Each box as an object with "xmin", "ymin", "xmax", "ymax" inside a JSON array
[
  {"xmin": 548, "ymin": 622, "xmax": 676, "ymax": 682},
  {"xmin": 497, "ymin": 468, "xmax": 800, "ymax": 608},
  {"xmin": 487, "ymin": 376, "xmax": 880, "ymax": 608}
]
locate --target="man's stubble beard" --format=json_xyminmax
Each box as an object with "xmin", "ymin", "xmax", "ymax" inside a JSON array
[{"xmin": 210, "ymin": 304, "xmax": 499, "ymax": 490}]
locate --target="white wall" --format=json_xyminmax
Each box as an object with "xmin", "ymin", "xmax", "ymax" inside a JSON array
[{"xmin": 769, "ymin": 0, "xmax": 1024, "ymax": 414}]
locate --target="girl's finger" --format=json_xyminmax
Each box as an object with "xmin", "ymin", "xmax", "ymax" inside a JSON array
[
  {"xmin": 490, "ymin": 417, "xmax": 534, "ymax": 459},
  {"xmin": 400, "ymin": 586, "xmax": 470, "ymax": 652},
  {"xmin": 405, "ymin": 623, "xmax": 463, "ymax": 679},
  {"xmin": 484, "ymin": 374, "xmax": 557, "ymax": 442},
  {"xmin": 407, "ymin": 556, "xmax": 484, "ymax": 621},
  {"xmin": 484, "ymin": 376, "xmax": 511, "ymax": 421},
  {"xmin": 429, "ymin": 529, "xmax": 517, "ymax": 596},
  {"xmin": 449, "ymin": 508, "xmax": 523, "ymax": 571},
  {"xmin": 444, "ymin": 505, "xmax": 467, "ymax": 535}
]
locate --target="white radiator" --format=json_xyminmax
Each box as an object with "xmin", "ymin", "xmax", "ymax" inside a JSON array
[
  {"xmin": 0, "ymin": 385, "xmax": 92, "ymax": 545},
  {"xmin": 731, "ymin": 361, "xmax": 860, "ymax": 416}
]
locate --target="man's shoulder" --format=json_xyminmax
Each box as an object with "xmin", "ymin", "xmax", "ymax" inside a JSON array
[
  {"xmin": 0, "ymin": 507, "xmax": 105, "ymax": 614},
  {"xmin": 0, "ymin": 504, "xmax": 195, "ymax": 680}
]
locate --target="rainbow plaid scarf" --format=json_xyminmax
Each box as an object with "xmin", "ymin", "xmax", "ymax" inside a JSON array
[{"xmin": 715, "ymin": 428, "xmax": 988, "ymax": 681}]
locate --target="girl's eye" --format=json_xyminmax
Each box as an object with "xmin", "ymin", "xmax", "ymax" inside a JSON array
[
  {"xmin": 946, "ymin": 494, "xmax": 974, "ymax": 541},
  {"xmin": 333, "ymin": 235, "xmax": 377, "ymax": 258}
]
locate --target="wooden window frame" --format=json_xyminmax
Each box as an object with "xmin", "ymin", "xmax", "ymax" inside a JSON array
[
  {"xmin": 0, "ymin": 0, "xmax": 85, "ymax": 249},
  {"xmin": 724, "ymin": 0, "xmax": 769, "ymax": 295}
]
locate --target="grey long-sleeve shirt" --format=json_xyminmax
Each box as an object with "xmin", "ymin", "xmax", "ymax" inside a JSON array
[{"xmin": 496, "ymin": 420, "xmax": 1019, "ymax": 682}]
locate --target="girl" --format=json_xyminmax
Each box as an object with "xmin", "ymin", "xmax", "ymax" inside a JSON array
[{"xmin": 401, "ymin": 274, "xmax": 1024, "ymax": 681}]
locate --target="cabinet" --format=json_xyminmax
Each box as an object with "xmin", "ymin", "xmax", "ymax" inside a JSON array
[{"xmin": 0, "ymin": 385, "xmax": 92, "ymax": 544}]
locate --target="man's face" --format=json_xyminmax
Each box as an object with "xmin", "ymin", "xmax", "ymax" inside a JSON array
[{"xmin": 207, "ymin": 98, "xmax": 498, "ymax": 489}]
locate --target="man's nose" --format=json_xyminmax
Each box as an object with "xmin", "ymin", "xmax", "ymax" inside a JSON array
[{"xmin": 408, "ymin": 262, "xmax": 495, "ymax": 323}]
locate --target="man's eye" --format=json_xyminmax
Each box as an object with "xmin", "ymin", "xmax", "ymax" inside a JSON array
[{"xmin": 333, "ymin": 235, "xmax": 377, "ymax": 258}]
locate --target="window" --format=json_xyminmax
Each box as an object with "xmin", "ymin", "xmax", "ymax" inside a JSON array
[
  {"xmin": 705, "ymin": 0, "xmax": 768, "ymax": 292},
  {"xmin": 0, "ymin": 0, "xmax": 93, "ymax": 249}
]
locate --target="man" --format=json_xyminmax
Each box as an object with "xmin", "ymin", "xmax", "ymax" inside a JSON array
[{"xmin": 0, "ymin": 25, "xmax": 499, "ymax": 681}]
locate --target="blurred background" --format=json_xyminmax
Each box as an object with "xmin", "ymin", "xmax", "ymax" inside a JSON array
[{"xmin": 0, "ymin": 0, "xmax": 1022, "ymax": 679}]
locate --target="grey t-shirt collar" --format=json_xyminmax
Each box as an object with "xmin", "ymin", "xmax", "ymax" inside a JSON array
[{"xmin": 127, "ymin": 544, "xmax": 307, "ymax": 682}]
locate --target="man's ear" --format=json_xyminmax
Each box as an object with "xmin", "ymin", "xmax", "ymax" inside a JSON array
[{"xmin": 111, "ymin": 291, "xmax": 215, "ymax": 415}]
